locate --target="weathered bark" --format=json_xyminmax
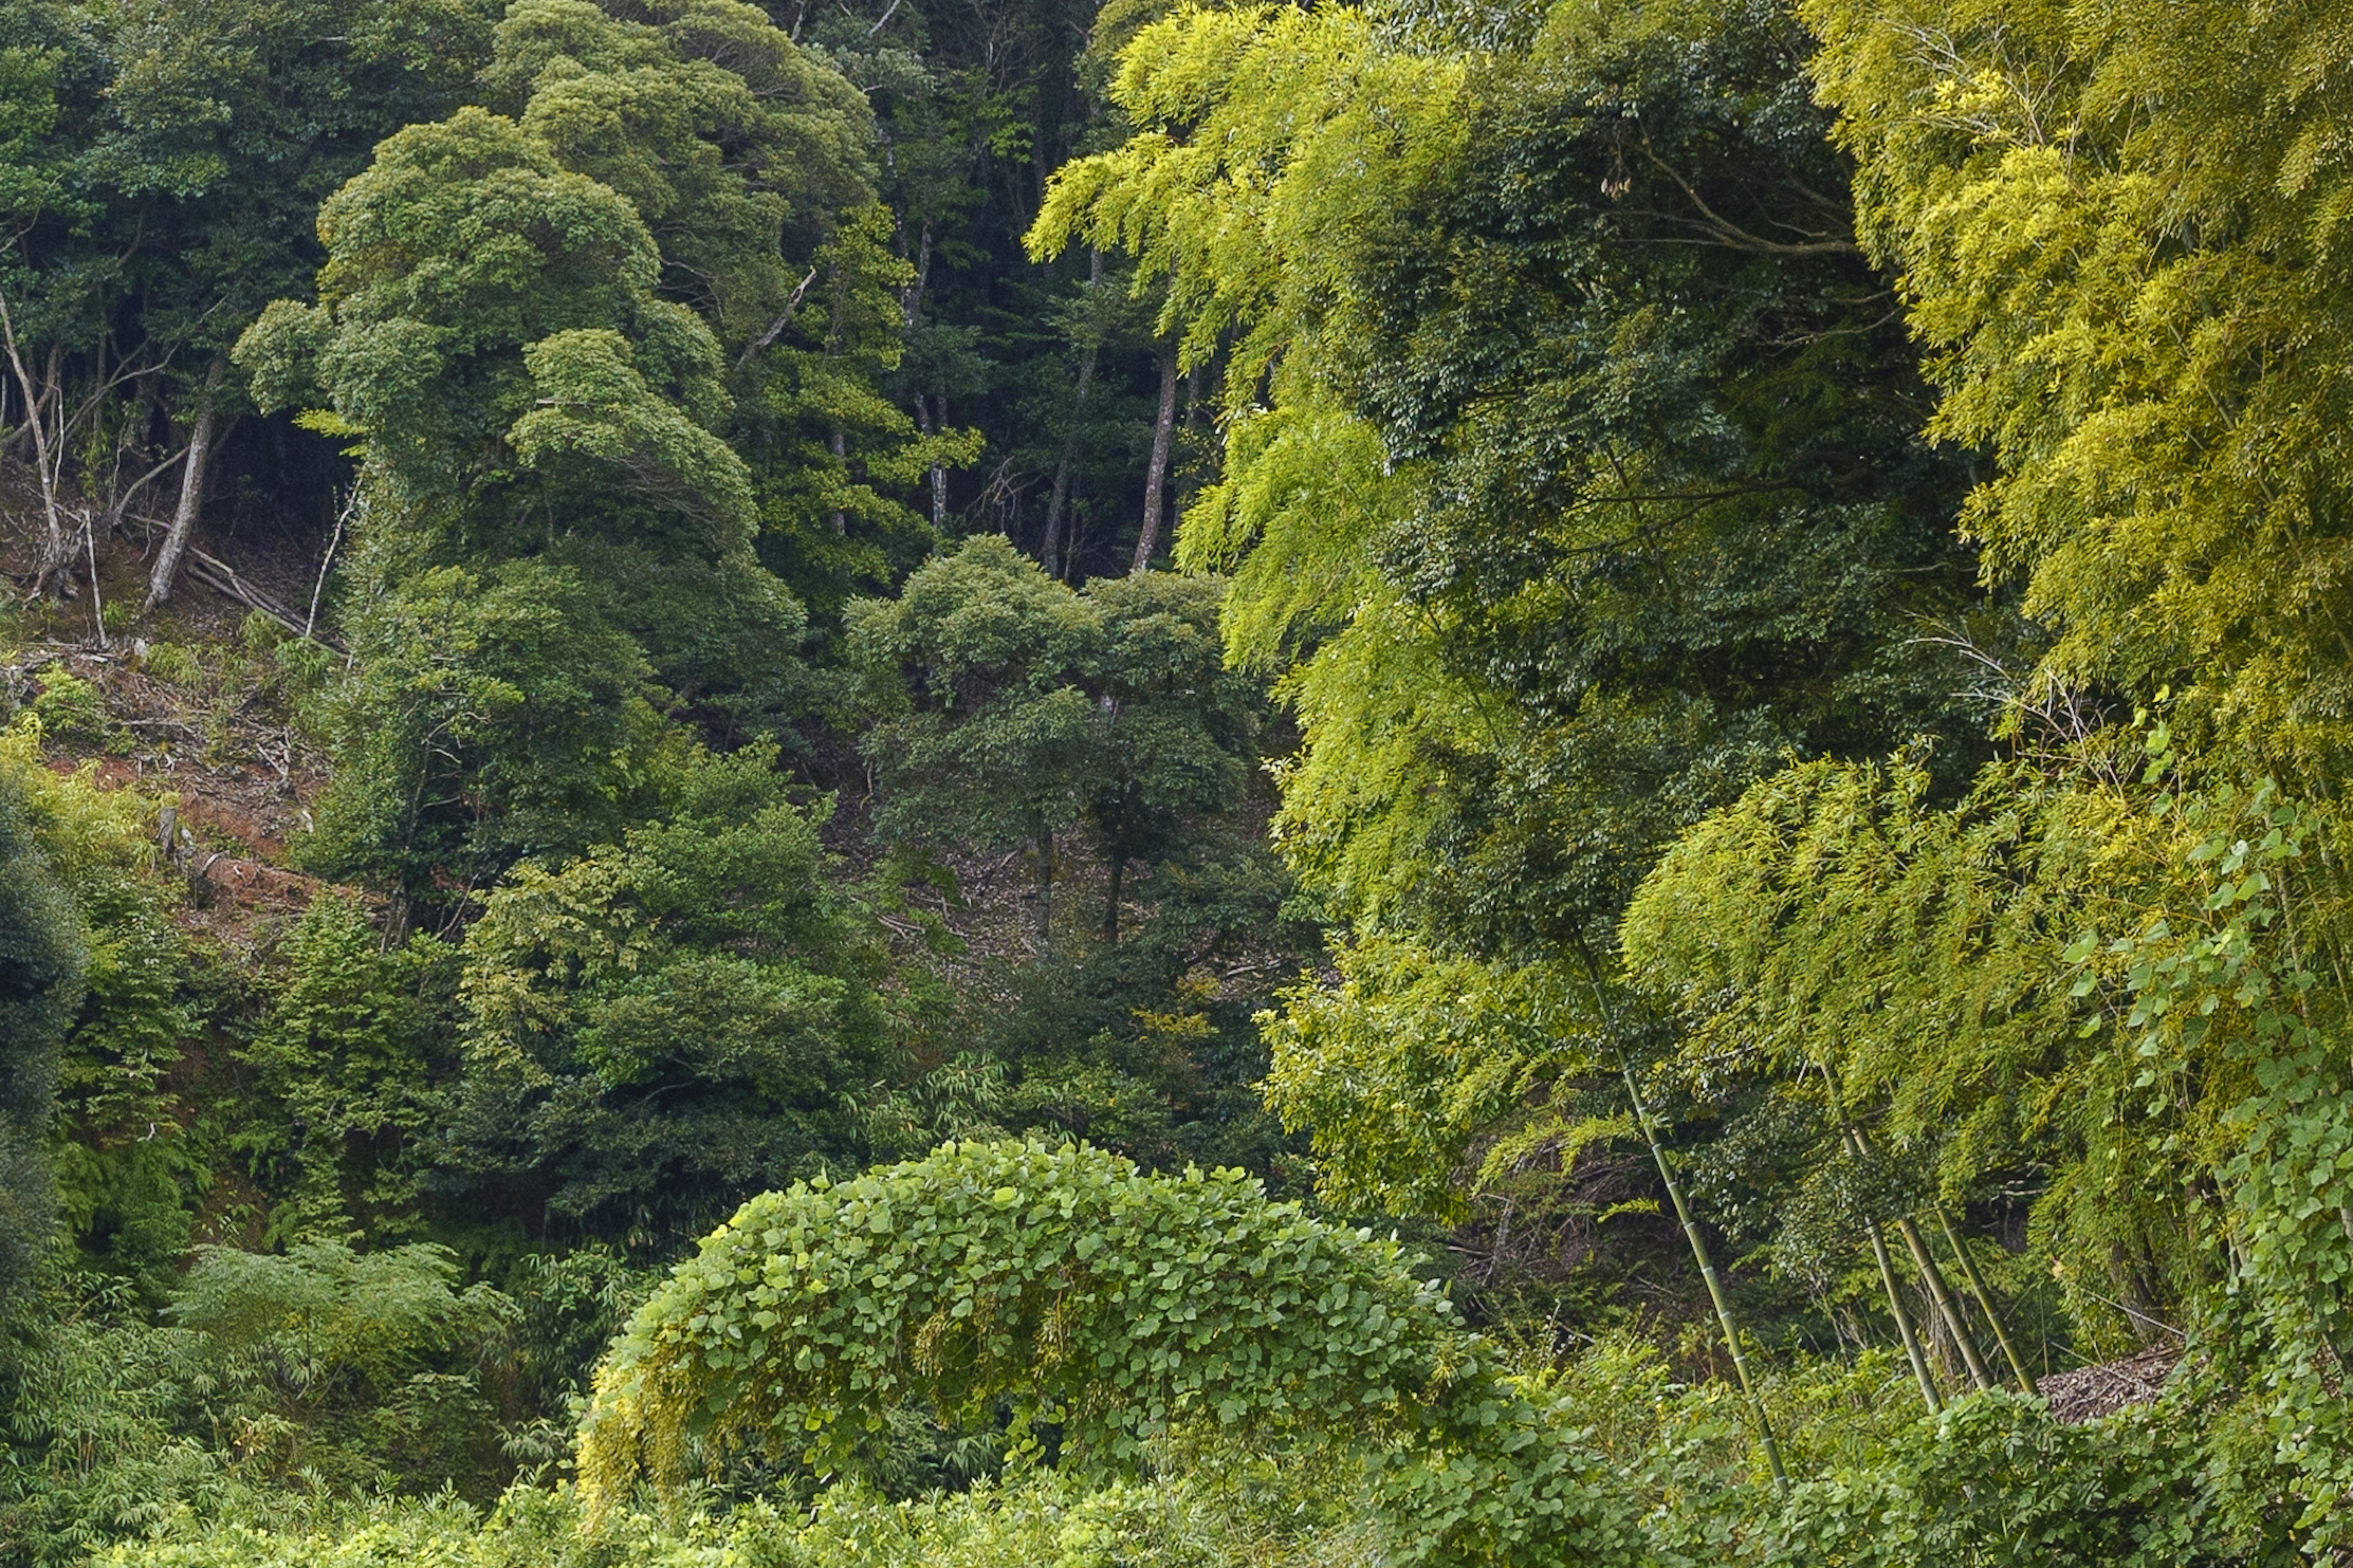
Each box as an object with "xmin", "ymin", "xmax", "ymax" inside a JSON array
[
  {"xmin": 1131, "ymin": 333, "xmax": 1180, "ymax": 575},
  {"xmin": 1042, "ymin": 249, "xmax": 1103, "ymax": 580},
  {"xmin": 146, "ymin": 355, "xmax": 230, "ymax": 610}
]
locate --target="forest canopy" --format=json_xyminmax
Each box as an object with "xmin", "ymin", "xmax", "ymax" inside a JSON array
[{"xmin": 3, "ymin": 0, "xmax": 2352, "ymax": 1562}]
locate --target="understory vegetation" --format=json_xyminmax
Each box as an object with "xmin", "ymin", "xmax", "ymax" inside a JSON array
[{"xmin": 2, "ymin": 0, "xmax": 2350, "ymax": 1560}]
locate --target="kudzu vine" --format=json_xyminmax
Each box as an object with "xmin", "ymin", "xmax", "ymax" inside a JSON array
[{"xmin": 576, "ymin": 1139, "xmax": 1639, "ymax": 1567}]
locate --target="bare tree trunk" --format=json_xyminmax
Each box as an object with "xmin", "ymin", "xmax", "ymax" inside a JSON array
[
  {"xmin": 146, "ymin": 355, "xmax": 229, "ymax": 610},
  {"xmin": 930, "ymin": 394, "xmax": 949, "ymax": 527},
  {"xmin": 900, "ymin": 222, "xmax": 949, "ymax": 529},
  {"xmin": 1042, "ymin": 249, "xmax": 1102, "ymax": 580},
  {"xmin": 1131, "ymin": 333, "xmax": 1179, "ymax": 575},
  {"xmin": 1034, "ymin": 828, "xmax": 1056, "ymax": 956},
  {"xmin": 0, "ymin": 277, "xmax": 71, "ymax": 593},
  {"xmin": 1104, "ymin": 854, "xmax": 1123, "ymax": 945}
]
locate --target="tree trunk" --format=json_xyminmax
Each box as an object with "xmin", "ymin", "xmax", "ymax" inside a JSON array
[
  {"xmin": 1104, "ymin": 854, "xmax": 1123, "ymax": 945},
  {"xmin": 929, "ymin": 395, "xmax": 950, "ymax": 527},
  {"xmin": 1131, "ymin": 333, "xmax": 1180, "ymax": 575},
  {"xmin": 1042, "ymin": 249, "xmax": 1103, "ymax": 580},
  {"xmin": 0, "ymin": 278, "xmax": 70, "ymax": 593},
  {"xmin": 146, "ymin": 355, "xmax": 229, "ymax": 610},
  {"xmin": 1034, "ymin": 828, "xmax": 1056, "ymax": 956},
  {"xmin": 902, "ymin": 222, "xmax": 948, "ymax": 528}
]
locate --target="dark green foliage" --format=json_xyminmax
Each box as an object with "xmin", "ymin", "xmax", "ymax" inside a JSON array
[
  {"xmin": 241, "ymin": 895, "xmax": 458, "ymax": 1241},
  {"xmin": 851, "ymin": 536, "xmax": 1256, "ymax": 947},
  {"xmin": 0, "ymin": 771, "xmax": 81, "ymax": 1314},
  {"xmin": 443, "ymin": 743, "xmax": 886, "ymax": 1239}
]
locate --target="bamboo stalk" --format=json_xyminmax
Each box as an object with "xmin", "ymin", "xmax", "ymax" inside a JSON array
[
  {"xmin": 1895, "ymin": 1216, "xmax": 1995, "ymax": 1392},
  {"xmin": 1866, "ymin": 1217, "xmax": 1942, "ymax": 1414},
  {"xmin": 1936, "ymin": 1206, "xmax": 2033, "ymax": 1390},
  {"xmin": 1620, "ymin": 1053, "xmax": 1790, "ymax": 1491}
]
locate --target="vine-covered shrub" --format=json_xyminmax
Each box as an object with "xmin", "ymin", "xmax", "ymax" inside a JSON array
[{"xmin": 575, "ymin": 1138, "xmax": 1637, "ymax": 1567}]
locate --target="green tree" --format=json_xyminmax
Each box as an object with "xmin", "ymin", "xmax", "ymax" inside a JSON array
[
  {"xmin": 850, "ymin": 535, "xmax": 1253, "ymax": 952},
  {"xmin": 0, "ymin": 0, "xmax": 488, "ymax": 602},
  {"xmin": 1803, "ymin": 0, "xmax": 2353, "ymax": 785},
  {"xmin": 445, "ymin": 743, "xmax": 885, "ymax": 1240},
  {"xmin": 243, "ymin": 895, "xmax": 458, "ymax": 1243},
  {"xmin": 0, "ymin": 767, "xmax": 82, "ymax": 1312}
]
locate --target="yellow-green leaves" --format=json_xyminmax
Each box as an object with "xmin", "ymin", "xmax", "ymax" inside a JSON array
[{"xmin": 1803, "ymin": 0, "xmax": 2353, "ymax": 777}]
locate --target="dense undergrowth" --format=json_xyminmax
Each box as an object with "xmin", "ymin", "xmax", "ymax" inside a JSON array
[{"xmin": 7, "ymin": 0, "xmax": 2353, "ymax": 1559}]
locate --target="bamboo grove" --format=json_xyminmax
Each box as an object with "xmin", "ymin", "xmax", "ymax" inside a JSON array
[{"xmin": 2, "ymin": 0, "xmax": 2351, "ymax": 1562}]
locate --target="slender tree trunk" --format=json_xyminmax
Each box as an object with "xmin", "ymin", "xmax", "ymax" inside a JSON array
[
  {"xmin": 1620, "ymin": 1053, "xmax": 1790, "ymax": 1492},
  {"xmin": 1936, "ymin": 1206, "xmax": 2034, "ymax": 1389},
  {"xmin": 1042, "ymin": 249, "xmax": 1103, "ymax": 580},
  {"xmin": 1131, "ymin": 333, "xmax": 1179, "ymax": 575},
  {"xmin": 901, "ymin": 222, "xmax": 948, "ymax": 529},
  {"xmin": 1104, "ymin": 854, "xmax": 1123, "ymax": 945},
  {"xmin": 1895, "ymin": 1214, "xmax": 1995, "ymax": 1392},
  {"xmin": 1033, "ymin": 828, "xmax": 1056, "ymax": 956},
  {"xmin": 1868, "ymin": 1217, "xmax": 1944, "ymax": 1414},
  {"xmin": 0, "ymin": 277, "xmax": 70, "ymax": 593},
  {"xmin": 930, "ymin": 394, "xmax": 949, "ymax": 527},
  {"xmin": 146, "ymin": 355, "xmax": 229, "ymax": 610}
]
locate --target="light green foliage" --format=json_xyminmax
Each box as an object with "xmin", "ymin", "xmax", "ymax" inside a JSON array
[
  {"xmin": 1802, "ymin": 0, "xmax": 2353, "ymax": 778},
  {"xmin": 0, "ymin": 1283, "xmax": 250, "ymax": 1567},
  {"xmin": 244, "ymin": 896, "xmax": 456, "ymax": 1241},
  {"xmin": 167, "ymin": 1240, "xmax": 519, "ymax": 1496},
  {"xmin": 447, "ymin": 742, "xmax": 883, "ymax": 1235},
  {"xmin": 851, "ymin": 536, "xmax": 1254, "ymax": 946},
  {"xmin": 1261, "ymin": 941, "xmax": 1612, "ymax": 1222},
  {"xmin": 0, "ymin": 721, "xmax": 214, "ymax": 1292},
  {"xmin": 85, "ymin": 1467, "xmax": 1383, "ymax": 1568},
  {"xmin": 575, "ymin": 1140, "xmax": 1636, "ymax": 1568},
  {"xmin": 28, "ymin": 672, "xmax": 104, "ymax": 744}
]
